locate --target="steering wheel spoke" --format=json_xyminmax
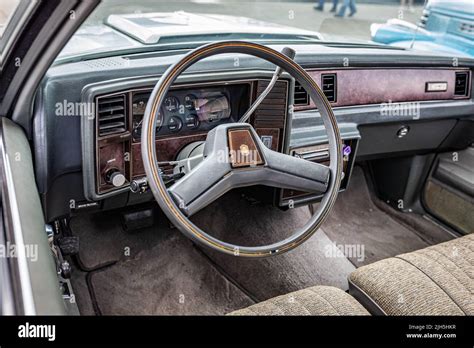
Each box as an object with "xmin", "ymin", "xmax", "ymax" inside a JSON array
[
  {"xmin": 261, "ymin": 148, "xmax": 330, "ymax": 194},
  {"xmin": 167, "ymin": 153, "xmax": 228, "ymax": 216}
]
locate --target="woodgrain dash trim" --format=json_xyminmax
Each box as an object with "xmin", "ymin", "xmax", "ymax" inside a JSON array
[{"xmin": 295, "ymin": 68, "xmax": 471, "ymax": 111}]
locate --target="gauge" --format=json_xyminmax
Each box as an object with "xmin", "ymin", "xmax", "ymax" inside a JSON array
[
  {"xmin": 195, "ymin": 93, "xmax": 231, "ymax": 122},
  {"xmin": 132, "ymin": 107, "xmax": 163, "ymax": 141},
  {"xmin": 185, "ymin": 113, "xmax": 199, "ymax": 129},
  {"xmin": 132, "ymin": 116, "xmax": 142, "ymax": 140},
  {"xmin": 132, "ymin": 91, "xmax": 152, "ymax": 116},
  {"xmin": 167, "ymin": 116, "xmax": 183, "ymax": 132},
  {"xmin": 164, "ymin": 96, "xmax": 179, "ymax": 112},
  {"xmin": 184, "ymin": 94, "xmax": 197, "ymax": 110}
]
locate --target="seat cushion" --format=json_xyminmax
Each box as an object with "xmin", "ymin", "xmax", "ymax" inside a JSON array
[
  {"xmin": 228, "ymin": 286, "xmax": 370, "ymax": 315},
  {"xmin": 349, "ymin": 234, "xmax": 474, "ymax": 315}
]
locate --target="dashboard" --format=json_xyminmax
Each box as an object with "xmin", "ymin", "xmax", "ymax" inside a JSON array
[
  {"xmin": 92, "ymin": 78, "xmax": 287, "ymax": 197},
  {"xmin": 32, "ymin": 44, "xmax": 474, "ymax": 222}
]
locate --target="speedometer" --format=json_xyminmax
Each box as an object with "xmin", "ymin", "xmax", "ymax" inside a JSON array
[{"xmin": 195, "ymin": 92, "xmax": 231, "ymax": 122}]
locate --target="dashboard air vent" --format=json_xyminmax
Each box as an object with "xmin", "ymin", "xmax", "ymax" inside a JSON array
[
  {"xmin": 97, "ymin": 94, "xmax": 127, "ymax": 136},
  {"xmin": 294, "ymin": 80, "xmax": 309, "ymax": 106},
  {"xmin": 321, "ymin": 73, "xmax": 337, "ymax": 102},
  {"xmin": 253, "ymin": 80, "xmax": 288, "ymax": 128},
  {"xmin": 454, "ymin": 72, "xmax": 469, "ymax": 96}
]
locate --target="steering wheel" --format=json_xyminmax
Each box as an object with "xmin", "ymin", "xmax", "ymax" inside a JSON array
[{"xmin": 141, "ymin": 41, "xmax": 342, "ymax": 257}]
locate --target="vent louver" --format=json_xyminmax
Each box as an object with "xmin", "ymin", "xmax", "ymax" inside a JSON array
[
  {"xmin": 321, "ymin": 73, "xmax": 337, "ymax": 102},
  {"xmin": 97, "ymin": 94, "xmax": 127, "ymax": 136},
  {"xmin": 294, "ymin": 80, "xmax": 309, "ymax": 106},
  {"xmin": 253, "ymin": 80, "xmax": 288, "ymax": 128},
  {"xmin": 454, "ymin": 72, "xmax": 469, "ymax": 96}
]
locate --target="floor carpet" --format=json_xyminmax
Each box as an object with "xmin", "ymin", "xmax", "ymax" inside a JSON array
[
  {"xmin": 319, "ymin": 167, "xmax": 453, "ymax": 267},
  {"xmin": 88, "ymin": 226, "xmax": 254, "ymax": 315},
  {"xmin": 69, "ymin": 166, "xmax": 453, "ymax": 314},
  {"xmin": 191, "ymin": 195, "xmax": 356, "ymax": 302}
]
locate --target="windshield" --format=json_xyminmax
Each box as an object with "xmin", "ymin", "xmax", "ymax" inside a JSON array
[
  {"xmin": 0, "ymin": 0, "xmax": 20, "ymax": 37},
  {"xmin": 58, "ymin": 0, "xmax": 442, "ymax": 61}
]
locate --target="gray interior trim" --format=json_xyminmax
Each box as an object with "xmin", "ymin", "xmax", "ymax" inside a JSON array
[
  {"xmin": 0, "ymin": 0, "xmax": 38, "ymax": 69},
  {"xmin": 290, "ymin": 122, "xmax": 360, "ymax": 149},
  {"xmin": 0, "ymin": 118, "xmax": 35, "ymax": 314},
  {"xmin": 10, "ymin": 0, "xmax": 100, "ymax": 136},
  {"xmin": 292, "ymin": 99, "xmax": 474, "ymax": 137},
  {"xmin": 434, "ymin": 147, "xmax": 474, "ymax": 197},
  {"xmin": 0, "ymin": 205, "xmax": 15, "ymax": 315},
  {"xmin": 0, "ymin": 117, "xmax": 65, "ymax": 315}
]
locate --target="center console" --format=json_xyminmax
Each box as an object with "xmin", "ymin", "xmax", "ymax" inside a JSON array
[{"xmin": 279, "ymin": 137, "xmax": 358, "ymax": 207}]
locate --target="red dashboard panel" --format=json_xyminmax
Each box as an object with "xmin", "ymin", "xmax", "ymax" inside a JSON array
[{"xmin": 296, "ymin": 68, "xmax": 471, "ymax": 110}]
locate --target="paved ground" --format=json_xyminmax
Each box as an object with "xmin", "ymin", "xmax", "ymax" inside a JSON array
[
  {"xmin": 1, "ymin": 0, "xmax": 423, "ymax": 41},
  {"xmin": 86, "ymin": 0, "xmax": 423, "ymax": 41}
]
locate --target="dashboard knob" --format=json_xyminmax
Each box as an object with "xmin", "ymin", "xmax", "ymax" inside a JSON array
[{"xmin": 106, "ymin": 169, "xmax": 126, "ymax": 187}]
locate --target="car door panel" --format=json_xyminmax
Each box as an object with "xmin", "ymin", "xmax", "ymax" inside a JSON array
[
  {"xmin": 423, "ymin": 146, "xmax": 474, "ymax": 234},
  {"xmin": 0, "ymin": 117, "xmax": 65, "ymax": 314}
]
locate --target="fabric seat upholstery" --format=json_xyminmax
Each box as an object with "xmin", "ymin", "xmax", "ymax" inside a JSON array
[
  {"xmin": 228, "ymin": 286, "xmax": 370, "ymax": 315},
  {"xmin": 228, "ymin": 235, "xmax": 472, "ymax": 316},
  {"xmin": 349, "ymin": 234, "xmax": 474, "ymax": 315}
]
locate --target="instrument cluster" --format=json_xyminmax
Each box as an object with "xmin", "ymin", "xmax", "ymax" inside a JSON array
[{"xmin": 131, "ymin": 84, "xmax": 249, "ymax": 141}]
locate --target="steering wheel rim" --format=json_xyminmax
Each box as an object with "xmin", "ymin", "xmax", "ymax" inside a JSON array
[{"xmin": 141, "ymin": 41, "xmax": 343, "ymax": 257}]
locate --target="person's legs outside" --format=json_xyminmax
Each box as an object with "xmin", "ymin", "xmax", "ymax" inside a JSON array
[
  {"xmin": 314, "ymin": 0, "xmax": 325, "ymax": 11},
  {"xmin": 400, "ymin": 0, "xmax": 414, "ymax": 12},
  {"xmin": 348, "ymin": 0, "xmax": 357, "ymax": 16},
  {"xmin": 335, "ymin": 0, "xmax": 349, "ymax": 17}
]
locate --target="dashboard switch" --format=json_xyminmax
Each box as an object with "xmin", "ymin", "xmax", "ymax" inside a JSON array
[
  {"xmin": 343, "ymin": 145, "xmax": 352, "ymax": 156},
  {"xmin": 130, "ymin": 177, "xmax": 148, "ymax": 193},
  {"xmin": 106, "ymin": 169, "xmax": 126, "ymax": 187}
]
